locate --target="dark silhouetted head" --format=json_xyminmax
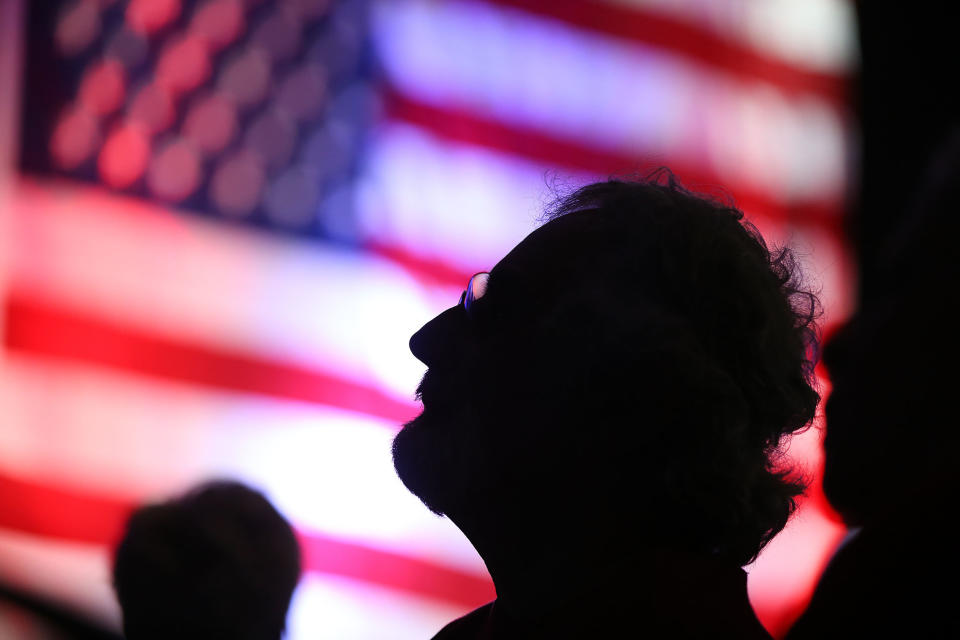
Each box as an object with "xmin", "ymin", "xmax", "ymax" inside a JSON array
[
  {"xmin": 822, "ymin": 131, "xmax": 960, "ymax": 526},
  {"xmin": 393, "ymin": 171, "xmax": 821, "ymax": 567},
  {"xmin": 113, "ymin": 480, "xmax": 301, "ymax": 640}
]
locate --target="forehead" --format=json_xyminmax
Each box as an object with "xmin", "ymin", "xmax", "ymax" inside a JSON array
[{"xmin": 491, "ymin": 210, "xmax": 603, "ymax": 284}]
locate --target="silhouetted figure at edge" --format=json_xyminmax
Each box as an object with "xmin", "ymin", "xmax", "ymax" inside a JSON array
[
  {"xmin": 112, "ymin": 480, "xmax": 301, "ymax": 640},
  {"xmin": 786, "ymin": 135, "xmax": 960, "ymax": 640},
  {"xmin": 392, "ymin": 172, "xmax": 822, "ymax": 639}
]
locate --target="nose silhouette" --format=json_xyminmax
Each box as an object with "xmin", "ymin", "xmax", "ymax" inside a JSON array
[{"xmin": 409, "ymin": 305, "xmax": 467, "ymax": 367}]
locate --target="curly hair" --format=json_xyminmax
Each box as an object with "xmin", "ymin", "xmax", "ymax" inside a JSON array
[{"xmin": 536, "ymin": 170, "xmax": 821, "ymax": 565}]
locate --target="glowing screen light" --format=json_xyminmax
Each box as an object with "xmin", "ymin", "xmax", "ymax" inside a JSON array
[{"xmin": 2, "ymin": 0, "xmax": 857, "ymax": 638}]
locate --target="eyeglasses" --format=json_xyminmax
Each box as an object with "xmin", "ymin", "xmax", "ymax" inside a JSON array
[{"xmin": 458, "ymin": 272, "xmax": 490, "ymax": 311}]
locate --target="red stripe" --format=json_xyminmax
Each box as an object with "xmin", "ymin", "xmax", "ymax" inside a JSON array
[
  {"xmin": 384, "ymin": 89, "xmax": 845, "ymax": 231},
  {"xmin": 3, "ymin": 294, "xmax": 417, "ymax": 425},
  {"xmin": 484, "ymin": 0, "xmax": 847, "ymax": 106},
  {"xmin": 298, "ymin": 534, "xmax": 494, "ymax": 607},
  {"xmin": 0, "ymin": 473, "xmax": 133, "ymax": 547},
  {"xmin": 0, "ymin": 471, "xmax": 495, "ymax": 608},
  {"xmin": 368, "ymin": 241, "xmax": 476, "ymax": 290}
]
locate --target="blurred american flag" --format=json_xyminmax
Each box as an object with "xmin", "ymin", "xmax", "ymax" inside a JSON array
[{"xmin": 0, "ymin": 0, "xmax": 855, "ymax": 638}]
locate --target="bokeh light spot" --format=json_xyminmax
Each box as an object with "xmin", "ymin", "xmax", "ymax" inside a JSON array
[
  {"xmin": 308, "ymin": 17, "xmax": 362, "ymax": 84},
  {"xmin": 147, "ymin": 138, "xmax": 202, "ymax": 202},
  {"xmin": 218, "ymin": 48, "xmax": 271, "ymax": 109},
  {"xmin": 183, "ymin": 91, "xmax": 238, "ymax": 155},
  {"xmin": 250, "ymin": 9, "xmax": 301, "ymax": 62},
  {"xmin": 126, "ymin": 0, "xmax": 181, "ymax": 35},
  {"xmin": 78, "ymin": 58, "xmax": 126, "ymax": 116},
  {"xmin": 210, "ymin": 149, "xmax": 266, "ymax": 217},
  {"xmin": 190, "ymin": 0, "xmax": 245, "ymax": 51},
  {"xmin": 55, "ymin": 0, "xmax": 101, "ymax": 57},
  {"xmin": 276, "ymin": 64, "xmax": 327, "ymax": 121},
  {"xmin": 157, "ymin": 33, "xmax": 211, "ymax": 96},
  {"xmin": 283, "ymin": 0, "xmax": 331, "ymax": 21},
  {"xmin": 127, "ymin": 82, "xmax": 175, "ymax": 134},
  {"xmin": 245, "ymin": 108, "xmax": 296, "ymax": 169},
  {"xmin": 327, "ymin": 81, "xmax": 381, "ymax": 126},
  {"xmin": 264, "ymin": 165, "xmax": 320, "ymax": 228},
  {"xmin": 50, "ymin": 105, "xmax": 99, "ymax": 170},
  {"xmin": 98, "ymin": 123, "xmax": 151, "ymax": 188},
  {"xmin": 104, "ymin": 27, "xmax": 149, "ymax": 69},
  {"xmin": 302, "ymin": 120, "xmax": 355, "ymax": 180}
]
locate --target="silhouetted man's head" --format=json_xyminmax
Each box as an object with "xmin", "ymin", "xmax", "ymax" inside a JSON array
[
  {"xmin": 393, "ymin": 172, "xmax": 820, "ymax": 566},
  {"xmin": 113, "ymin": 480, "xmax": 301, "ymax": 640},
  {"xmin": 822, "ymin": 132, "xmax": 960, "ymax": 527}
]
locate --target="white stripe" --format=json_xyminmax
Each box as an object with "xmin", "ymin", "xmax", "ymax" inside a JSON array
[
  {"xmin": 0, "ymin": 355, "xmax": 485, "ymax": 576},
  {"xmin": 373, "ymin": 0, "xmax": 849, "ymax": 202},
  {"xmin": 289, "ymin": 574, "xmax": 471, "ymax": 640},
  {"xmin": 8, "ymin": 178, "xmax": 434, "ymax": 401},
  {"xmin": 606, "ymin": 0, "xmax": 857, "ymax": 74},
  {"xmin": 357, "ymin": 123, "xmax": 589, "ymax": 273},
  {"xmin": 357, "ymin": 123, "xmax": 794, "ymax": 271}
]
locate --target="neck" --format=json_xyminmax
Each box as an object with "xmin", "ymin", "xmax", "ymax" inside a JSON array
[
  {"xmin": 447, "ymin": 502, "xmax": 765, "ymax": 638},
  {"xmin": 448, "ymin": 503, "xmax": 646, "ymax": 618}
]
